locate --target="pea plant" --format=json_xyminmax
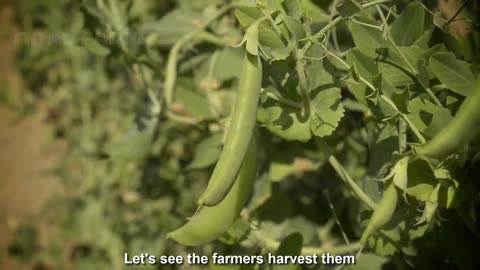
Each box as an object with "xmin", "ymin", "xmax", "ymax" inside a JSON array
[{"xmin": 8, "ymin": 0, "xmax": 480, "ymax": 269}]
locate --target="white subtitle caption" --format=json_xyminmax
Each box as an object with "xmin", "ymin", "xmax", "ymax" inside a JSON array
[{"xmin": 124, "ymin": 253, "xmax": 356, "ymax": 266}]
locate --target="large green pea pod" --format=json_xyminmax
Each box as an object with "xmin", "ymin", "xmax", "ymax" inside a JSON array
[
  {"xmin": 417, "ymin": 78, "xmax": 480, "ymax": 159},
  {"xmin": 197, "ymin": 52, "xmax": 262, "ymax": 207},
  {"xmin": 166, "ymin": 137, "xmax": 257, "ymax": 246}
]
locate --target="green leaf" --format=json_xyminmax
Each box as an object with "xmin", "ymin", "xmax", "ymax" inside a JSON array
[
  {"xmin": 346, "ymin": 49, "xmax": 379, "ymax": 83},
  {"xmin": 344, "ymin": 253, "xmax": 390, "ymax": 270},
  {"xmin": 345, "ymin": 78, "xmax": 369, "ymax": 106},
  {"xmin": 377, "ymin": 46, "xmax": 425, "ymax": 86},
  {"xmin": 376, "ymin": 46, "xmax": 427, "ymax": 87},
  {"xmin": 283, "ymin": 0, "xmax": 302, "ymax": 19},
  {"xmin": 407, "ymin": 98, "xmax": 453, "ymax": 138},
  {"xmin": 215, "ymin": 47, "xmax": 245, "ymax": 81},
  {"xmin": 377, "ymin": 95, "xmax": 400, "ymax": 120},
  {"xmin": 377, "ymin": 61, "xmax": 414, "ymax": 87},
  {"xmin": 423, "ymin": 106, "xmax": 453, "ymax": 139},
  {"xmin": 82, "ymin": 0, "xmax": 109, "ymax": 23},
  {"xmin": 371, "ymin": 72, "xmax": 401, "ymax": 102},
  {"xmin": 262, "ymin": 60, "xmax": 301, "ymax": 103},
  {"xmin": 247, "ymin": 173, "xmax": 272, "ymax": 211},
  {"xmin": 142, "ymin": 8, "xmax": 207, "ymax": 45},
  {"xmin": 349, "ymin": 15, "xmax": 385, "ymax": 56},
  {"xmin": 81, "ymin": 36, "xmax": 110, "ymax": 56},
  {"xmin": 389, "ymin": 86, "xmax": 409, "ymax": 113},
  {"xmin": 258, "ymin": 22, "xmax": 291, "ymax": 60},
  {"xmin": 236, "ymin": 16, "xmax": 290, "ymax": 59},
  {"xmin": 258, "ymin": 98, "xmax": 312, "ymax": 142},
  {"xmin": 306, "ymin": 58, "xmax": 335, "ymax": 91},
  {"xmin": 392, "ymin": 156, "xmax": 409, "ymax": 193},
  {"xmin": 273, "ymin": 233, "xmax": 303, "ymax": 270},
  {"xmin": 416, "ymin": 183, "xmax": 440, "ymax": 229},
  {"xmin": 309, "ymin": 88, "xmax": 345, "ymax": 138},
  {"xmin": 439, "ymin": 178, "xmax": 459, "ymax": 209},
  {"xmin": 365, "ymin": 123, "xmax": 398, "ymax": 201},
  {"xmin": 186, "ymin": 133, "xmax": 223, "ymax": 170},
  {"xmin": 175, "ymin": 78, "xmax": 215, "ymax": 120},
  {"xmin": 281, "ymin": 217, "xmax": 317, "ymax": 243},
  {"xmin": 336, "ymin": 0, "xmax": 362, "ymax": 19},
  {"xmin": 433, "ymin": 11, "xmax": 447, "ymax": 30},
  {"xmin": 418, "ymin": 60, "xmax": 430, "ymax": 88},
  {"xmin": 282, "ymin": 16, "xmax": 306, "ymax": 40},
  {"xmin": 236, "ymin": 17, "xmax": 263, "ymax": 55},
  {"xmin": 218, "ymin": 218, "xmax": 250, "ymax": 245},
  {"xmin": 300, "ymin": 0, "xmax": 329, "ymax": 23},
  {"xmin": 429, "ymin": 52, "xmax": 475, "ymax": 96},
  {"xmin": 262, "ymin": 0, "xmax": 284, "ymax": 13},
  {"xmin": 235, "ymin": 6, "xmax": 290, "ymax": 60},
  {"xmin": 406, "ymin": 158, "xmax": 436, "ymax": 201},
  {"xmin": 109, "ymin": 115, "xmax": 157, "ymax": 161},
  {"xmin": 235, "ymin": 6, "xmax": 264, "ymax": 28},
  {"xmin": 390, "ymin": 1, "xmax": 425, "ymax": 46},
  {"xmin": 407, "ymin": 98, "xmax": 438, "ymax": 132}
]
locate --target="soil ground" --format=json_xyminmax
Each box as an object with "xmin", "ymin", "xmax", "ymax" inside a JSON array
[{"xmin": 0, "ymin": 6, "xmax": 61, "ymax": 270}]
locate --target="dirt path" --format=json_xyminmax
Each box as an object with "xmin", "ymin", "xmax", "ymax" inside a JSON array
[{"xmin": 0, "ymin": 6, "xmax": 61, "ymax": 270}]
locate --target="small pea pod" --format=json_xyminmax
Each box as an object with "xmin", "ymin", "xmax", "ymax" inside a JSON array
[
  {"xmin": 360, "ymin": 183, "xmax": 398, "ymax": 244},
  {"xmin": 197, "ymin": 52, "xmax": 262, "ymax": 207},
  {"xmin": 166, "ymin": 138, "xmax": 257, "ymax": 246},
  {"xmin": 417, "ymin": 79, "xmax": 480, "ymax": 159}
]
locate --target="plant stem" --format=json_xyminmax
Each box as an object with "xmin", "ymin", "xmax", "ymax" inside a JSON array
[
  {"xmin": 204, "ymin": 51, "xmax": 222, "ymax": 118},
  {"xmin": 398, "ymin": 118, "xmax": 407, "ymax": 152},
  {"xmin": 326, "ymin": 0, "xmax": 341, "ymax": 52},
  {"xmin": 300, "ymin": 0, "xmax": 391, "ymax": 57},
  {"xmin": 377, "ymin": 95, "xmax": 426, "ymax": 144},
  {"xmin": 400, "ymin": 113, "xmax": 426, "ymax": 144},
  {"xmin": 295, "ymin": 55, "xmax": 312, "ymax": 118},
  {"xmin": 350, "ymin": 18, "xmax": 383, "ymax": 30},
  {"xmin": 446, "ymin": 0, "xmax": 471, "ymax": 25},
  {"xmin": 425, "ymin": 87, "xmax": 443, "ymax": 107},
  {"xmin": 196, "ymin": 31, "xmax": 229, "ymax": 46},
  {"xmin": 321, "ymin": 42, "xmax": 427, "ymax": 145},
  {"xmin": 164, "ymin": 3, "xmax": 237, "ymax": 106},
  {"xmin": 378, "ymin": 5, "xmax": 443, "ymax": 107},
  {"xmin": 326, "ymin": 190, "xmax": 351, "ymax": 246},
  {"xmin": 329, "ymin": 156, "xmax": 378, "ymax": 210},
  {"xmin": 302, "ymin": 242, "xmax": 362, "ymax": 256},
  {"xmin": 386, "ymin": 36, "xmax": 416, "ymax": 73},
  {"xmin": 266, "ymin": 14, "xmax": 283, "ymax": 37},
  {"xmin": 261, "ymin": 88, "xmax": 302, "ymax": 109}
]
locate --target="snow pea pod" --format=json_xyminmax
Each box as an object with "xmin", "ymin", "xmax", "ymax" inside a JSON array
[
  {"xmin": 360, "ymin": 183, "xmax": 398, "ymax": 244},
  {"xmin": 198, "ymin": 52, "xmax": 262, "ymax": 207},
  {"xmin": 417, "ymin": 79, "xmax": 480, "ymax": 159},
  {"xmin": 166, "ymin": 138, "xmax": 257, "ymax": 246}
]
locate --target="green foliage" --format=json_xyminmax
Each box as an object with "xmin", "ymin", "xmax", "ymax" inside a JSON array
[{"xmin": 9, "ymin": 0, "xmax": 480, "ymax": 269}]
